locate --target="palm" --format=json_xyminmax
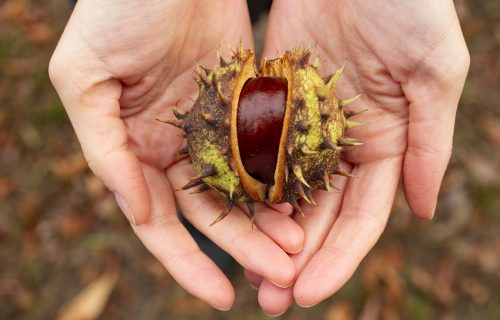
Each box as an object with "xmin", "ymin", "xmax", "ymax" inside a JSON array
[
  {"xmin": 253, "ymin": 0, "xmax": 469, "ymax": 313},
  {"xmin": 52, "ymin": 0, "xmax": 467, "ymax": 312},
  {"xmin": 265, "ymin": 0, "xmax": 448, "ymax": 164},
  {"xmin": 79, "ymin": 1, "xmax": 252, "ymax": 169},
  {"xmin": 52, "ymin": 0, "xmax": 305, "ymax": 310}
]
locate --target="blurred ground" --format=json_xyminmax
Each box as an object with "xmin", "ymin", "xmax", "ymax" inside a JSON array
[{"xmin": 0, "ymin": 0, "xmax": 499, "ymax": 319}]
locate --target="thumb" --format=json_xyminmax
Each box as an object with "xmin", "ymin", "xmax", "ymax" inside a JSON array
[
  {"xmin": 49, "ymin": 54, "xmax": 150, "ymax": 225},
  {"xmin": 402, "ymin": 30, "xmax": 469, "ymax": 219}
]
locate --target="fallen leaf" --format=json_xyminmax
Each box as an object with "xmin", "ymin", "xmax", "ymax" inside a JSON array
[
  {"xmin": 169, "ymin": 294, "xmax": 212, "ymax": 316},
  {"xmin": 461, "ymin": 277, "xmax": 491, "ymax": 305},
  {"xmin": 142, "ymin": 259, "xmax": 173, "ymax": 286},
  {"xmin": 485, "ymin": 117, "xmax": 500, "ymax": 149},
  {"xmin": 0, "ymin": 0, "xmax": 29, "ymax": 24},
  {"xmin": 58, "ymin": 212, "xmax": 96, "ymax": 240},
  {"xmin": 359, "ymin": 295, "xmax": 383, "ymax": 320},
  {"xmin": 18, "ymin": 194, "xmax": 42, "ymax": 225},
  {"xmin": 325, "ymin": 301, "xmax": 353, "ymax": 320},
  {"xmin": 95, "ymin": 194, "xmax": 119, "ymax": 220},
  {"xmin": 84, "ymin": 175, "xmax": 106, "ymax": 199},
  {"xmin": 50, "ymin": 152, "xmax": 88, "ymax": 180},
  {"xmin": 0, "ymin": 225, "xmax": 7, "ymax": 241},
  {"xmin": 409, "ymin": 267, "xmax": 434, "ymax": 296},
  {"xmin": 2, "ymin": 57, "xmax": 37, "ymax": 77},
  {"xmin": 429, "ymin": 168, "xmax": 472, "ymax": 242},
  {"xmin": 0, "ymin": 279, "xmax": 35, "ymax": 311},
  {"xmin": 27, "ymin": 21, "xmax": 54, "ymax": 45},
  {"xmin": 495, "ymin": 23, "xmax": 500, "ymax": 45},
  {"xmin": 475, "ymin": 243, "xmax": 500, "ymax": 274},
  {"xmin": 363, "ymin": 249, "xmax": 404, "ymax": 306},
  {"xmin": 58, "ymin": 272, "xmax": 118, "ymax": 320},
  {"xmin": 390, "ymin": 187, "xmax": 412, "ymax": 231},
  {"xmin": 433, "ymin": 258, "xmax": 456, "ymax": 306},
  {"xmin": 12, "ymin": 282, "xmax": 35, "ymax": 310},
  {"xmin": 454, "ymin": 0, "xmax": 470, "ymax": 20},
  {"xmin": 20, "ymin": 122, "xmax": 42, "ymax": 149},
  {"xmin": 0, "ymin": 176, "xmax": 15, "ymax": 198},
  {"xmin": 452, "ymin": 240, "xmax": 500, "ymax": 274},
  {"xmin": 459, "ymin": 151, "xmax": 499, "ymax": 186},
  {"xmin": 0, "ymin": 110, "xmax": 6, "ymax": 126},
  {"xmin": 17, "ymin": 194, "xmax": 42, "ymax": 257}
]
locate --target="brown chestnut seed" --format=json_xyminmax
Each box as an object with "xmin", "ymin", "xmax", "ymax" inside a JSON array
[
  {"xmin": 237, "ymin": 77, "xmax": 287, "ymax": 185},
  {"xmin": 161, "ymin": 46, "xmax": 364, "ymax": 225}
]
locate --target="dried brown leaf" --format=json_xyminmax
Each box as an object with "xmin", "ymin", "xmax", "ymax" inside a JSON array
[
  {"xmin": 27, "ymin": 22, "xmax": 54, "ymax": 45},
  {"xmin": 0, "ymin": 176, "xmax": 15, "ymax": 198},
  {"xmin": 169, "ymin": 295, "xmax": 212, "ymax": 316},
  {"xmin": 85, "ymin": 175, "xmax": 106, "ymax": 199},
  {"xmin": 452, "ymin": 241, "xmax": 500, "ymax": 274},
  {"xmin": 485, "ymin": 117, "xmax": 500, "ymax": 149},
  {"xmin": 57, "ymin": 272, "xmax": 118, "ymax": 320},
  {"xmin": 0, "ymin": 0, "xmax": 29, "ymax": 24},
  {"xmin": 325, "ymin": 301, "xmax": 353, "ymax": 320},
  {"xmin": 359, "ymin": 295, "xmax": 383, "ymax": 320},
  {"xmin": 433, "ymin": 258, "xmax": 456, "ymax": 306},
  {"xmin": 58, "ymin": 212, "xmax": 96, "ymax": 240},
  {"xmin": 18, "ymin": 193, "xmax": 43, "ymax": 256},
  {"xmin": 362, "ymin": 249, "xmax": 404, "ymax": 305},
  {"xmin": 459, "ymin": 151, "xmax": 499, "ymax": 186},
  {"xmin": 409, "ymin": 266, "xmax": 434, "ymax": 295},
  {"xmin": 50, "ymin": 152, "xmax": 88, "ymax": 180},
  {"xmin": 0, "ymin": 110, "xmax": 6, "ymax": 126},
  {"xmin": 461, "ymin": 277, "xmax": 491, "ymax": 305}
]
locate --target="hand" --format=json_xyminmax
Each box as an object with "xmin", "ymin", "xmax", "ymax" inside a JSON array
[
  {"xmin": 248, "ymin": 0, "xmax": 470, "ymax": 315},
  {"xmin": 49, "ymin": 0, "xmax": 304, "ymax": 310}
]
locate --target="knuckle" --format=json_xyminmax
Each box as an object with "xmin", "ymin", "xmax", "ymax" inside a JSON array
[
  {"xmin": 408, "ymin": 142, "xmax": 452, "ymax": 162},
  {"xmin": 449, "ymin": 45, "xmax": 470, "ymax": 79},
  {"xmin": 460, "ymin": 46, "xmax": 471, "ymax": 75},
  {"xmin": 450, "ymin": 44, "xmax": 471, "ymax": 80},
  {"xmin": 84, "ymin": 143, "xmax": 124, "ymax": 179},
  {"xmin": 48, "ymin": 51, "xmax": 65, "ymax": 87},
  {"xmin": 340, "ymin": 207, "xmax": 386, "ymax": 234}
]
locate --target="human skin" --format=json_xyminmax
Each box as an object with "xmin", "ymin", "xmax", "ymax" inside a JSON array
[
  {"xmin": 244, "ymin": 0, "xmax": 470, "ymax": 315},
  {"xmin": 49, "ymin": 0, "xmax": 469, "ymax": 314},
  {"xmin": 49, "ymin": 0, "xmax": 304, "ymax": 311}
]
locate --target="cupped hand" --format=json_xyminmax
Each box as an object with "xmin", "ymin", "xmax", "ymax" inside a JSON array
[
  {"xmin": 251, "ymin": 0, "xmax": 470, "ymax": 315},
  {"xmin": 49, "ymin": 0, "xmax": 304, "ymax": 310}
]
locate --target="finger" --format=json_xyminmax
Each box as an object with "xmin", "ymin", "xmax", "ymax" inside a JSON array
[
  {"xmin": 133, "ymin": 164, "xmax": 234, "ymax": 310},
  {"xmin": 266, "ymin": 202, "xmax": 293, "ymax": 215},
  {"xmin": 49, "ymin": 50, "xmax": 150, "ymax": 225},
  {"xmin": 258, "ymin": 281, "xmax": 293, "ymax": 317},
  {"xmin": 244, "ymin": 270, "xmax": 263, "ymax": 290},
  {"xmin": 167, "ymin": 163, "xmax": 296, "ymax": 288},
  {"xmin": 294, "ymin": 156, "xmax": 402, "ymax": 307},
  {"xmin": 402, "ymin": 23, "xmax": 470, "ymax": 219},
  {"xmin": 253, "ymin": 203, "xmax": 304, "ymax": 254},
  {"xmin": 257, "ymin": 173, "xmax": 350, "ymax": 315}
]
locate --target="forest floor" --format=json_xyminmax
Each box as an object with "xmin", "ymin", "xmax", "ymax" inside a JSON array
[{"xmin": 0, "ymin": 0, "xmax": 499, "ymax": 319}]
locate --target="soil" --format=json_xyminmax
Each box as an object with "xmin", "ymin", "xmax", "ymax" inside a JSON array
[{"xmin": 0, "ymin": 0, "xmax": 498, "ymax": 319}]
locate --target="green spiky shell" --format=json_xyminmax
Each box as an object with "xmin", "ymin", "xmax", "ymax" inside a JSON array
[
  {"xmin": 181, "ymin": 49, "xmax": 252, "ymax": 203},
  {"xmin": 166, "ymin": 46, "xmax": 362, "ymax": 222}
]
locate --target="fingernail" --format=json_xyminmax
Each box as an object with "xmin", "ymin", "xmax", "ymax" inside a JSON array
[
  {"xmin": 212, "ymin": 305, "xmax": 232, "ymax": 311},
  {"xmin": 429, "ymin": 201, "xmax": 438, "ymax": 219},
  {"xmin": 114, "ymin": 193, "xmax": 136, "ymax": 226},
  {"xmin": 288, "ymin": 244, "xmax": 304, "ymax": 255},
  {"xmin": 265, "ymin": 310, "xmax": 286, "ymax": 317},
  {"xmin": 270, "ymin": 280, "xmax": 293, "ymax": 289},
  {"xmin": 296, "ymin": 301, "xmax": 318, "ymax": 308},
  {"xmin": 250, "ymin": 283, "xmax": 259, "ymax": 290}
]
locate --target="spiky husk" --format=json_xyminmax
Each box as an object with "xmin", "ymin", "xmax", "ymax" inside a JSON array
[{"xmin": 164, "ymin": 45, "xmax": 363, "ymax": 223}]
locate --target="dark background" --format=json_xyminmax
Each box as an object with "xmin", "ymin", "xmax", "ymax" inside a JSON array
[{"xmin": 0, "ymin": 0, "xmax": 499, "ymax": 319}]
